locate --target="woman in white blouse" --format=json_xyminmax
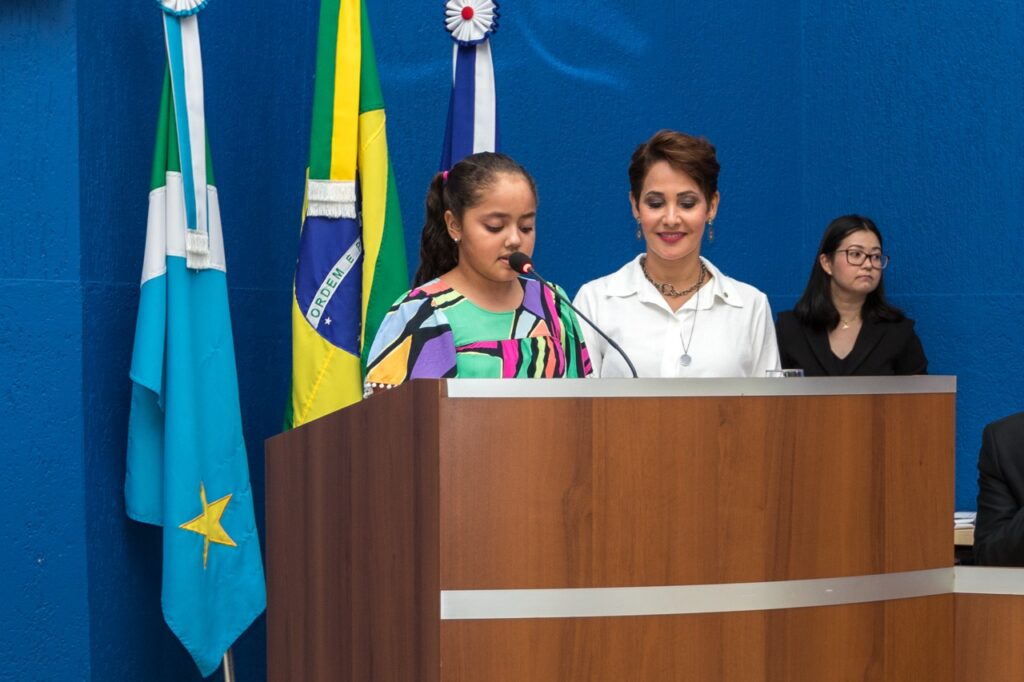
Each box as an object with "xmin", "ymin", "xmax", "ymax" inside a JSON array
[{"xmin": 573, "ymin": 130, "xmax": 780, "ymax": 378}]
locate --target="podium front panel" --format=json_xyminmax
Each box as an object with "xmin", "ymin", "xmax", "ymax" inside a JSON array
[{"xmin": 437, "ymin": 390, "xmax": 953, "ymax": 589}]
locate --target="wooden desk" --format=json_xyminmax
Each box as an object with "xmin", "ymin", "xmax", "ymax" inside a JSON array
[{"xmin": 266, "ymin": 377, "xmax": 958, "ymax": 680}]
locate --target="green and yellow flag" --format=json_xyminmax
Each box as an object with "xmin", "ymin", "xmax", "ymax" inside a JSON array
[{"xmin": 288, "ymin": 0, "xmax": 408, "ymax": 427}]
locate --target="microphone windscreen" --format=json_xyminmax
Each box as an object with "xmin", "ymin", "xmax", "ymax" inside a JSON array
[{"xmin": 508, "ymin": 251, "xmax": 533, "ymax": 274}]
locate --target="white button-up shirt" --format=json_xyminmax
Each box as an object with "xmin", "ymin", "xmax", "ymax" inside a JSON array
[{"xmin": 573, "ymin": 255, "xmax": 781, "ymax": 378}]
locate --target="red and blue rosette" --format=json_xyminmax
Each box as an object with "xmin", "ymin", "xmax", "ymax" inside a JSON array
[{"xmin": 444, "ymin": 0, "xmax": 499, "ymax": 46}]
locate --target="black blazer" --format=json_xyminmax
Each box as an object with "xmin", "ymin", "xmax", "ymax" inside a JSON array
[
  {"xmin": 775, "ymin": 311, "xmax": 927, "ymax": 376},
  {"xmin": 975, "ymin": 413, "xmax": 1024, "ymax": 566}
]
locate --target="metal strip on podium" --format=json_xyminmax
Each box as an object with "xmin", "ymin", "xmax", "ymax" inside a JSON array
[
  {"xmin": 441, "ymin": 566, "xmax": 1024, "ymax": 620},
  {"xmin": 445, "ymin": 376, "xmax": 957, "ymax": 399}
]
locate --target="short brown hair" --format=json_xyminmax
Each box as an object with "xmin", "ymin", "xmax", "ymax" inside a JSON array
[{"xmin": 628, "ymin": 130, "xmax": 720, "ymax": 205}]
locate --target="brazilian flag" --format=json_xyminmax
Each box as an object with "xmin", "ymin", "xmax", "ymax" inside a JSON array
[{"xmin": 288, "ymin": 0, "xmax": 408, "ymax": 427}]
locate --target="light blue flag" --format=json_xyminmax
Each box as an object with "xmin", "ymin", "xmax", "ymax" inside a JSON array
[{"xmin": 126, "ymin": 8, "xmax": 265, "ymax": 677}]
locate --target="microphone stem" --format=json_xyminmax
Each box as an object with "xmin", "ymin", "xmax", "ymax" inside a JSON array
[{"xmin": 526, "ymin": 269, "xmax": 639, "ymax": 379}]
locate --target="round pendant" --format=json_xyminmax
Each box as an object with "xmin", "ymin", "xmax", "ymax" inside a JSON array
[{"xmin": 680, "ymin": 353, "xmax": 692, "ymax": 367}]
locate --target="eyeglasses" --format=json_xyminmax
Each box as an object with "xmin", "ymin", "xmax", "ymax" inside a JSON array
[{"xmin": 835, "ymin": 248, "xmax": 890, "ymax": 269}]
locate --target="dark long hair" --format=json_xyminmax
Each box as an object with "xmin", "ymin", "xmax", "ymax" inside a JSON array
[
  {"xmin": 414, "ymin": 152, "xmax": 538, "ymax": 286},
  {"xmin": 793, "ymin": 214, "xmax": 905, "ymax": 331}
]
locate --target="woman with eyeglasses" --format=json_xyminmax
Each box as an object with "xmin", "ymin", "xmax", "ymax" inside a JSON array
[{"xmin": 775, "ymin": 214, "xmax": 927, "ymax": 376}]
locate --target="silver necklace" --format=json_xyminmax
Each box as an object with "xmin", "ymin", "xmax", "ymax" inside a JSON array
[
  {"xmin": 638, "ymin": 257, "xmax": 707, "ymax": 366},
  {"xmin": 679, "ymin": 283, "xmax": 700, "ymax": 367}
]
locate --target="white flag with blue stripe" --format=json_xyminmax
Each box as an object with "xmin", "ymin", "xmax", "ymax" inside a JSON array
[{"xmin": 441, "ymin": 1, "xmax": 500, "ymax": 169}]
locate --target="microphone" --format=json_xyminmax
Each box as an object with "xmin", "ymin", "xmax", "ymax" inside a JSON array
[{"xmin": 508, "ymin": 252, "xmax": 639, "ymax": 378}]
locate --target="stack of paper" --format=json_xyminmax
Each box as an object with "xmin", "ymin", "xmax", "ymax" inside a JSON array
[{"xmin": 954, "ymin": 511, "xmax": 977, "ymax": 529}]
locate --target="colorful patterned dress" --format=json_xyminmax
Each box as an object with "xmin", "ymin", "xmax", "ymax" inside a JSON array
[{"xmin": 364, "ymin": 277, "xmax": 592, "ymax": 391}]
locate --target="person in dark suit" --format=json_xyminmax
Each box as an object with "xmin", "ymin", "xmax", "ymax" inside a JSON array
[
  {"xmin": 975, "ymin": 413, "xmax": 1024, "ymax": 566},
  {"xmin": 775, "ymin": 215, "xmax": 927, "ymax": 376}
]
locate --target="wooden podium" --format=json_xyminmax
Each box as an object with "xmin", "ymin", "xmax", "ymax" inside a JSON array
[{"xmin": 265, "ymin": 377, "xmax": 961, "ymax": 680}]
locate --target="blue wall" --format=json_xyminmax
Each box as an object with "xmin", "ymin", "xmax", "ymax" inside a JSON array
[
  {"xmin": 0, "ymin": 1, "xmax": 92, "ymax": 679},
  {"xmin": 0, "ymin": 0, "xmax": 1018, "ymax": 677}
]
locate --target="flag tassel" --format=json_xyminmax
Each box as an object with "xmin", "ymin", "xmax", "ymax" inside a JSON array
[
  {"xmin": 307, "ymin": 178, "xmax": 357, "ymax": 219},
  {"xmin": 185, "ymin": 228, "xmax": 210, "ymax": 269}
]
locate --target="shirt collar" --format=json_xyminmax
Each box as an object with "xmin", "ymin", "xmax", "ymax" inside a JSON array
[{"xmin": 604, "ymin": 254, "xmax": 746, "ymax": 309}]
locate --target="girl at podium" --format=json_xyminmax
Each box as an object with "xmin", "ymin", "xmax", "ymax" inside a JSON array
[
  {"xmin": 775, "ymin": 215, "xmax": 927, "ymax": 375},
  {"xmin": 573, "ymin": 130, "xmax": 780, "ymax": 377},
  {"xmin": 364, "ymin": 152, "xmax": 591, "ymax": 393}
]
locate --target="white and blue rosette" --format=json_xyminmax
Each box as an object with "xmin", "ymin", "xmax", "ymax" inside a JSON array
[
  {"xmin": 444, "ymin": 0, "xmax": 499, "ymax": 46},
  {"xmin": 156, "ymin": 0, "xmax": 209, "ymax": 16}
]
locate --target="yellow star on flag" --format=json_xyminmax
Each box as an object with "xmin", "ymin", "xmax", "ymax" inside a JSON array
[{"xmin": 179, "ymin": 482, "xmax": 237, "ymax": 569}]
